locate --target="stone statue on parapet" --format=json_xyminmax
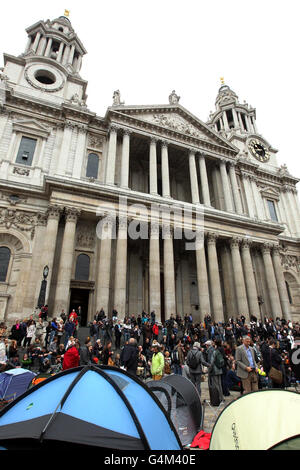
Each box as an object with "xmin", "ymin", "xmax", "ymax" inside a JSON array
[
  {"xmin": 112, "ymin": 90, "xmax": 125, "ymax": 106},
  {"xmin": 169, "ymin": 90, "xmax": 180, "ymax": 105}
]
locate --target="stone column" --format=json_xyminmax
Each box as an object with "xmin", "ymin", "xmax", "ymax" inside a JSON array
[
  {"xmin": 73, "ymin": 125, "xmax": 88, "ymax": 179},
  {"xmin": 223, "ymin": 111, "xmax": 230, "ymax": 131},
  {"xmin": 114, "ymin": 217, "xmax": 128, "ymax": 315},
  {"xmin": 291, "ymin": 189, "xmax": 300, "ymax": 237},
  {"xmin": 286, "ymin": 188, "xmax": 298, "ymax": 236},
  {"xmin": 228, "ymin": 162, "xmax": 243, "ymax": 214},
  {"xmin": 163, "ymin": 225, "xmax": 176, "ymax": 318},
  {"xmin": 96, "ymin": 216, "xmax": 114, "ymax": 314},
  {"xmin": 120, "ymin": 129, "xmax": 131, "ymax": 189},
  {"xmin": 32, "ymin": 32, "xmax": 41, "ymax": 53},
  {"xmin": 195, "ymin": 234, "xmax": 210, "ymax": 321},
  {"xmin": 62, "ymin": 45, "xmax": 71, "ymax": 65},
  {"xmin": 68, "ymin": 44, "xmax": 76, "ymax": 66},
  {"xmin": 272, "ymin": 246, "xmax": 292, "ymax": 321},
  {"xmin": 56, "ymin": 41, "xmax": 65, "ymax": 63},
  {"xmin": 230, "ymin": 238, "xmax": 250, "ymax": 319},
  {"xmin": 12, "ymin": 254, "xmax": 33, "ymax": 314},
  {"xmin": 232, "ymin": 109, "xmax": 240, "ymax": 129},
  {"xmin": 149, "ymin": 222, "xmax": 161, "ymax": 321},
  {"xmin": 45, "ymin": 38, "xmax": 53, "ymax": 57},
  {"xmin": 241, "ymin": 238, "xmax": 260, "ymax": 318},
  {"xmin": 24, "ymin": 213, "xmax": 48, "ymax": 310},
  {"xmin": 189, "ymin": 149, "xmax": 200, "ymax": 204},
  {"xmin": 241, "ymin": 172, "xmax": 256, "ymax": 218},
  {"xmin": 56, "ymin": 121, "xmax": 73, "ymax": 176},
  {"xmin": 261, "ymin": 243, "xmax": 283, "ymax": 319},
  {"xmin": 280, "ymin": 189, "xmax": 292, "ymax": 236},
  {"xmin": 250, "ymin": 176, "xmax": 265, "ymax": 220},
  {"xmin": 198, "ymin": 153, "xmax": 211, "ymax": 206},
  {"xmin": 207, "ymin": 232, "xmax": 223, "ymax": 322},
  {"xmin": 105, "ymin": 125, "xmax": 118, "ymax": 185},
  {"xmin": 220, "ymin": 159, "xmax": 233, "ymax": 212},
  {"xmin": 149, "ymin": 138, "xmax": 158, "ymax": 195},
  {"xmin": 161, "ymin": 141, "xmax": 171, "ymax": 198},
  {"xmin": 38, "ymin": 205, "xmax": 63, "ymax": 306},
  {"xmin": 37, "ymin": 36, "xmax": 47, "ymax": 56},
  {"xmin": 53, "ymin": 208, "xmax": 81, "ymax": 315}
]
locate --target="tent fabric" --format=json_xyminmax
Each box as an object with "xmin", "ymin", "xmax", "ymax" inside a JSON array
[
  {"xmin": 209, "ymin": 390, "xmax": 300, "ymax": 450},
  {"xmin": 147, "ymin": 374, "xmax": 202, "ymax": 446},
  {"xmin": 0, "ymin": 365, "xmax": 182, "ymax": 451},
  {"xmin": 0, "ymin": 369, "xmax": 36, "ymax": 401}
]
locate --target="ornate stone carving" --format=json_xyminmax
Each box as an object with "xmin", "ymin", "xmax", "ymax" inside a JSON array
[
  {"xmin": 241, "ymin": 237, "xmax": 253, "ymax": 250},
  {"xmin": 69, "ymin": 93, "xmax": 87, "ymax": 108},
  {"xmin": 13, "ymin": 167, "xmax": 30, "ymax": 177},
  {"xmin": 0, "ymin": 208, "xmax": 38, "ymax": 239},
  {"xmin": 47, "ymin": 205, "xmax": 63, "ymax": 221},
  {"xmin": 152, "ymin": 114, "xmax": 208, "ymax": 140},
  {"xmin": 280, "ymin": 246, "xmax": 300, "ymax": 272},
  {"xmin": 230, "ymin": 237, "xmax": 242, "ymax": 249},
  {"xmin": 88, "ymin": 134, "xmax": 103, "ymax": 149},
  {"xmin": 65, "ymin": 207, "xmax": 81, "ymax": 223},
  {"xmin": 76, "ymin": 225, "xmax": 95, "ymax": 248},
  {"xmin": 207, "ymin": 232, "xmax": 218, "ymax": 245}
]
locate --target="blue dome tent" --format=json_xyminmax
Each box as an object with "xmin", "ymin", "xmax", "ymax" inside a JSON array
[
  {"xmin": 0, "ymin": 366, "xmax": 182, "ymax": 450},
  {"xmin": 0, "ymin": 369, "xmax": 36, "ymax": 404}
]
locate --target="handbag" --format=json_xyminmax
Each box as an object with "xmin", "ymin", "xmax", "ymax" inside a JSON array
[
  {"xmin": 269, "ymin": 350, "xmax": 283, "ymax": 384},
  {"xmin": 269, "ymin": 366, "xmax": 283, "ymax": 384}
]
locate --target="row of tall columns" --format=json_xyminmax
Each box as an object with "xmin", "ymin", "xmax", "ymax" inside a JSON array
[
  {"xmin": 28, "ymin": 204, "xmax": 292, "ymax": 323},
  {"xmin": 105, "ymin": 126, "xmax": 213, "ymax": 206},
  {"xmin": 105, "ymin": 126, "xmax": 288, "ymax": 223},
  {"xmin": 96, "ymin": 220, "xmax": 291, "ymax": 323},
  {"xmin": 26, "ymin": 33, "xmax": 79, "ymax": 69}
]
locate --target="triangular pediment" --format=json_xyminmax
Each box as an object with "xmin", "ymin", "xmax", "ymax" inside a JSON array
[
  {"xmin": 12, "ymin": 119, "xmax": 51, "ymax": 137},
  {"xmin": 107, "ymin": 104, "xmax": 238, "ymax": 154}
]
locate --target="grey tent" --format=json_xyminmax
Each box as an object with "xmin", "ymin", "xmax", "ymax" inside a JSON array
[
  {"xmin": 147, "ymin": 375, "xmax": 202, "ymax": 446},
  {"xmin": 209, "ymin": 389, "xmax": 300, "ymax": 450}
]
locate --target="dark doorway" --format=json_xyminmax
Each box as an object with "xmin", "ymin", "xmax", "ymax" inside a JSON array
[
  {"xmin": 69, "ymin": 289, "xmax": 89, "ymax": 326},
  {"xmin": 160, "ymin": 272, "xmax": 165, "ymax": 324}
]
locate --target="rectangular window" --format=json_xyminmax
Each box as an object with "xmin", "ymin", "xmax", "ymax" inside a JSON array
[
  {"xmin": 267, "ymin": 199, "xmax": 278, "ymax": 222},
  {"xmin": 16, "ymin": 137, "xmax": 37, "ymax": 166}
]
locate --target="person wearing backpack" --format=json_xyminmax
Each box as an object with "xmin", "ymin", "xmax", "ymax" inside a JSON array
[{"xmin": 186, "ymin": 342, "xmax": 210, "ymax": 396}]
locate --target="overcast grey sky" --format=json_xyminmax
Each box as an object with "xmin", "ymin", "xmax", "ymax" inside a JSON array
[{"xmin": 1, "ymin": 0, "xmax": 300, "ymax": 185}]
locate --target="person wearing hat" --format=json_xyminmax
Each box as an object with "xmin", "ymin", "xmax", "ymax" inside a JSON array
[
  {"xmin": 186, "ymin": 342, "xmax": 210, "ymax": 396},
  {"xmin": 150, "ymin": 343, "xmax": 165, "ymax": 381}
]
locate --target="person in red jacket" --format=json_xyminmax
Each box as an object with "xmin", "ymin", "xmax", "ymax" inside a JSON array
[
  {"xmin": 152, "ymin": 322, "xmax": 159, "ymax": 341},
  {"xmin": 62, "ymin": 343, "xmax": 80, "ymax": 370}
]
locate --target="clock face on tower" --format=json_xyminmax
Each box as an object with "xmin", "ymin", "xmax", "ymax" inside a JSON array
[{"xmin": 248, "ymin": 139, "xmax": 270, "ymax": 163}]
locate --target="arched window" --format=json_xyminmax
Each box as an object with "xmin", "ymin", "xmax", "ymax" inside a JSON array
[
  {"xmin": 75, "ymin": 254, "xmax": 90, "ymax": 281},
  {"xmin": 86, "ymin": 153, "xmax": 99, "ymax": 179},
  {"xmin": 0, "ymin": 247, "xmax": 11, "ymax": 282}
]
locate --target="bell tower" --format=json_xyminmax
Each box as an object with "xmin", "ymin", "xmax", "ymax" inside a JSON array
[
  {"xmin": 2, "ymin": 14, "xmax": 88, "ymax": 106},
  {"xmin": 208, "ymin": 78, "xmax": 258, "ymax": 136},
  {"xmin": 207, "ymin": 79, "xmax": 279, "ymax": 170}
]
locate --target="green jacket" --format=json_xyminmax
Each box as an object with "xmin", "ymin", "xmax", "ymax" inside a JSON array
[{"xmin": 151, "ymin": 352, "xmax": 165, "ymax": 376}]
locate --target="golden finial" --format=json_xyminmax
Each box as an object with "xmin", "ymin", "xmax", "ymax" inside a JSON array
[
  {"xmin": 220, "ymin": 77, "xmax": 225, "ymax": 85},
  {"xmin": 64, "ymin": 9, "xmax": 70, "ymax": 17}
]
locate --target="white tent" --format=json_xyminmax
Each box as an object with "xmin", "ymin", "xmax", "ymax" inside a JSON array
[{"xmin": 210, "ymin": 390, "xmax": 300, "ymax": 450}]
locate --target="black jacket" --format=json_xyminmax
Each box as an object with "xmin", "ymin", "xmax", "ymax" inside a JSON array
[{"xmin": 121, "ymin": 344, "xmax": 138, "ymax": 373}]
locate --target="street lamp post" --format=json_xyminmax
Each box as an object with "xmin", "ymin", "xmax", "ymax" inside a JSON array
[{"xmin": 37, "ymin": 266, "xmax": 49, "ymax": 309}]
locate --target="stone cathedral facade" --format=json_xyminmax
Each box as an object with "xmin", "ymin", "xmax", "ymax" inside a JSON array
[{"xmin": 0, "ymin": 15, "xmax": 299, "ymax": 326}]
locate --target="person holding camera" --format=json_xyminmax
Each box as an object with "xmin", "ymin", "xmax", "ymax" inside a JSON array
[{"xmin": 235, "ymin": 336, "xmax": 259, "ymax": 394}]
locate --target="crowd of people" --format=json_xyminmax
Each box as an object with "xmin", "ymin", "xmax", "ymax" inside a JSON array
[{"xmin": 0, "ymin": 308, "xmax": 300, "ymax": 405}]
